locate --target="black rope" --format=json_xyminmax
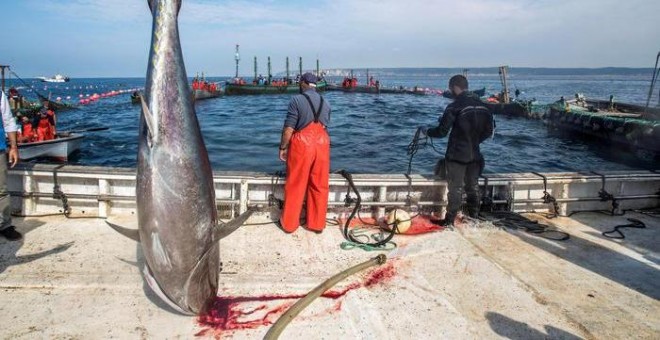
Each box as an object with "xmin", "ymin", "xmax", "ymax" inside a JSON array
[
  {"xmin": 267, "ymin": 170, "xmax": 285, "ymax": 210},
  {"xmin": 481, "ymin": 211, "xmax": 570, "ymax": 241},
  {"xmin": 591, "ymin": 171, "xmax": 621, "ymax": 216},
  {"xmin": 337, "ymin": 169, "xmax": 399, "ymax": 248},
  {"xmin": 52, "ymin": 165, "xmax": 71, "ymax": 217},
  {"xmin": 9, "ymin": 69, "xmax": 47, "ymax": 100},
  {"xmin": 406, "ymin": 127, "xmax": 443, "ymax": 176},
  {"xmin": 531, "ymin": 172, "xmax": 560, "ymax": 218},
  {"xmin": 602, "ymin": 218, "xmax": 646, "ymax": 239}
]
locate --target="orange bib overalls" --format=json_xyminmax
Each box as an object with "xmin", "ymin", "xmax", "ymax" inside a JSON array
[{"xmin": 280, "ymin": 94, "xmax": 330, "ymax": 232}]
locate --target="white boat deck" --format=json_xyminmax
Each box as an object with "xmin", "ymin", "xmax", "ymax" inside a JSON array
[{"xmin": 1, "ymin": 211, "xmax": 658, "ymax": 339}]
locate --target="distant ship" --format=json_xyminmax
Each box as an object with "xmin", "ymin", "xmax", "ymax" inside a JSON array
[{"xmin": 37, "ymin": 74, "xmax": 70, "ymax": 83}]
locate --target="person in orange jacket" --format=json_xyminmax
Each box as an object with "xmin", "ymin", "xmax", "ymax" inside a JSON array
[
  {"xmin": 35, "ymin": 105, "xmax": 55, "ymax": 142},
  {"xmin": 17, "ymin": 116, "xmax": 36, "ymax": 143},
  {"xmin": 278, "ymin": 72, "xmax": 331, "ymax": 233}
]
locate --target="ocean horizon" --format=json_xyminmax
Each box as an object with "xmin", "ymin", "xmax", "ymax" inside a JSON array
[{"xmin": 18, "ymin": 67, "xmax": 657, "ymax": 80}]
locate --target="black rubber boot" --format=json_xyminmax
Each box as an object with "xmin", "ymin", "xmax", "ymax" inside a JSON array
[{"xmin": 0, "ymin": 226, "xmax": 23, "ymax": 241}]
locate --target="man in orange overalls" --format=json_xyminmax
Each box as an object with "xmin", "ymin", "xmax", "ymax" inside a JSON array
[
  {"xmin": 279, "ymin": 72, "xmax": 331, "ymax": 233},
  {"xmin": 35, "ymin": 102, "xmax": 56, "ymax": 142}
]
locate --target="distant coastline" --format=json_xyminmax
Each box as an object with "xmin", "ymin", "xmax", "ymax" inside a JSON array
[
  {"xmin": 20, "ymin": 67, "xmax": 654, "ymax": 79},
  {"xmin": 321, "ymin": 67, "xmax": 655, "ymax": 77}
]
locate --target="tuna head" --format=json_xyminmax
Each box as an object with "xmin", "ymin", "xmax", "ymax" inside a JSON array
[{"xmin": 137, "ymin": 0, "xmax": 218, "ymax": 315}]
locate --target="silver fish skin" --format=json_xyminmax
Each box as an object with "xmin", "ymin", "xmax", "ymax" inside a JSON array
[{"xmin": 138, "ymin": 0, "xmax": 218, "ymax": 315}]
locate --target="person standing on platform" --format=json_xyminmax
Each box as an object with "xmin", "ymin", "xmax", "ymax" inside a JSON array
[
  {"xmin": 0, "ymin": 90, "xmax": 21, "ymax": 240},
  {"xmin": 419, "ymin": 75, "xmax": 494, "ymax": 226},
  {"xmin": 278, "ymin": 72, "xmax": 331, "ymax": 233}
]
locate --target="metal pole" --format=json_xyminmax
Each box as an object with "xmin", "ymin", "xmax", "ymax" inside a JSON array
[
  {"xmin": 253, "ymin": 56, "xmax": 257, "ymax": 82},
  {"xmin": 299, "ymin": 57, "xmax": 303, "ymax": 78},
  {"xmin": 0, "ymin": 65, "xmax": 7, "ymax": 93},
  {"xmin": 316, "ymin": 59, "xmax": 320, "ymax": 78},
  {"xmin": 286, "ymin": 57, "xmax": 290, "ymax": 84},
  {"xmin": 499, "ymin": 66, "xmax": 510, "ymax": 104},
  {"xmin": 366, "ymin": 69, "xmax": 369, "ymax": 85},
  {"xmin": 234, "ymin": 44, "xmax": 240, "ymax": 78},
  {"xmin": 267, "ymin": 56, "xmax": 272, "ymax": 84},
  {"xmin": 644, "ymin": 51, "xmax": 660, "ymax": 112}
]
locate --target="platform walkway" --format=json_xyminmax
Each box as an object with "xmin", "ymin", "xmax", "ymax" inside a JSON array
[{"xmin": 0, "ymin": 211, "xmax": 658, "ymax": 339}]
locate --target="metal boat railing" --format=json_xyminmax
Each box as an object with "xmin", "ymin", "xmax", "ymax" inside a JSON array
[{"xmin": 7, "ymin": 164, "xmax": 659, "ymax": 219}]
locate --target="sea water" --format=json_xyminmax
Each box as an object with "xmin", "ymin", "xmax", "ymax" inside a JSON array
[{"xmin": 8, "ymin": 69, "xmax": 659, "ymax": 174}]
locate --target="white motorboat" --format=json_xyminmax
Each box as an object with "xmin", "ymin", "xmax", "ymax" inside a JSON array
[{"xmin": 17, "ymin": 133, "xmax": 84, "ymax": 161}]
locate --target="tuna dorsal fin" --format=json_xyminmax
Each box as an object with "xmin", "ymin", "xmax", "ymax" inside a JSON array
[
  {"xmin": 106, "ymin": 221, "xmax": 141, "ymax": 242},
  {"xmin": 139, "ymin": 94, "xmax": 157, "ymax": 145},
  {"xmin": 215, "ymin": 207, "xmax": 257, "ymax": 240}
]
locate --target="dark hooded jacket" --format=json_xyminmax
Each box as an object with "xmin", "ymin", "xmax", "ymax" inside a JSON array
[{"xmin": 427, "ymin": 91, "xmax": 494, "ymax": 163}]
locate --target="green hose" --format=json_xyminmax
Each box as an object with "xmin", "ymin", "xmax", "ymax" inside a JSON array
[{"xmin": 264, "ymin": 254, "xmax": 387, "ymax": 339}]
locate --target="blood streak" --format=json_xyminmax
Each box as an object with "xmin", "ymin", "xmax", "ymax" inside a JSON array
[
  {"xmin": 338, "ymin": 215, "xmax": 443, "ymax": 235},
  {"xmin": 196, "ymin": 262, "xmax": 396, "ymax": 337}
]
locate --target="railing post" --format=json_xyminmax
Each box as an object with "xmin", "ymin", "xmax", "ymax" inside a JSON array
[
  {"xmin": 377, "ymin": 186, "xmax": 387, "ymax": 219},
  {"xmin": 508, "ymin": 182, "xmax": 516, "ymax": 212},
  {"xmin": 24, "ymin": 174, "xmax": 35, "ymax": 216},
  {"xmin": 560, "ymin": 183, "xmax": 569, "ymax": 216},
  {"xmin": 98, "ymin": 179, "xmax": 109, "ymax": 218},
  {"xmin": 439, "ymin": 181, "xmax": 448, "ymax": 219},
  {"xmin": 239, "ymin": 180, "xmax": 248, "ymax": 214}
]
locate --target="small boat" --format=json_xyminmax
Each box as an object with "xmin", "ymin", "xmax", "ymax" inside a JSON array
[
  {"xmin": 18, "ymin": 133, "xmax": 85, "ymax": 161},
  {"xmin": 224, "ymin": 81, "xmax": 327, "ymax": 95},
  {"xmin": 442, "ymin": 87, "xmax": 486, "ymax": 99},
  {"xmin": 37, "ymin": 74, "xmax": 70, "ymax": 83},
  {"xmin": 193, "ymin": 86, "xmax": 223, "ymax": 100}
]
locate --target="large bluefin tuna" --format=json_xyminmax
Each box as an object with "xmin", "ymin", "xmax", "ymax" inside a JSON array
[{"xmin": 110, "ymin": 0, "xmax": 252, "ymax": 315}]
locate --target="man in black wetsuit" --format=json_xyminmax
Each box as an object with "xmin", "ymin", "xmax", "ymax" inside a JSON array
[{"xmin": 420, "ymin": 75, "xmax": 494, "ymax": 225}]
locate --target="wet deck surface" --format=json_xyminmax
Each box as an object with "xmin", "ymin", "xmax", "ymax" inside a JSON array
[{"xmin": 0, "ymin": 211, "xmax": 658, "ymax": 339}]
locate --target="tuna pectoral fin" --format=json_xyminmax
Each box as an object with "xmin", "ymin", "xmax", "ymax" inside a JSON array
[
  {"xmin": 139, "ymin": 95, "xmax": 156, "ymax": 144},
  {"xmin": 215, "ymin": 207, "xmax": 257, "ymax": 240},
  {"xmin": 105, "ymin": 221, "xmax": 140, "ymax": 242}
]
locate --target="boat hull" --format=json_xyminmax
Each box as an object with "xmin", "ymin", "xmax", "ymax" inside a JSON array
[
  {"xmin": 18, "ymin": 133, "xmax": 84, "ymax": 161},
  {"xmin": 193, "ymin": 89, "xmax": 223, "ymax": 100}
]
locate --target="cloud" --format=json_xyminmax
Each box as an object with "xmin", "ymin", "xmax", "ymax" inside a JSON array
[{"xmin": 19, "ymin": 0, "xmax": 660, "ymax": 76}]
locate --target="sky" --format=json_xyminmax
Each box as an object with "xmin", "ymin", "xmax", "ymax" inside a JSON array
[{"xmin": 2, "ymin": 0, "xmax": 659, "ymax": 78}]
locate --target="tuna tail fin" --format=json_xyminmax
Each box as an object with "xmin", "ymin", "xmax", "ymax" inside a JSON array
[
  {"xmin": 147, "ymin": 0, "xmax": 182, "ymax": 15},
  {"xmin": 215, "ymin": 206, "xmax": 257, "ymax": 240},
  {"xmin": 106, "ymin": 221, "xmax": 141, "ymax": 242}
]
